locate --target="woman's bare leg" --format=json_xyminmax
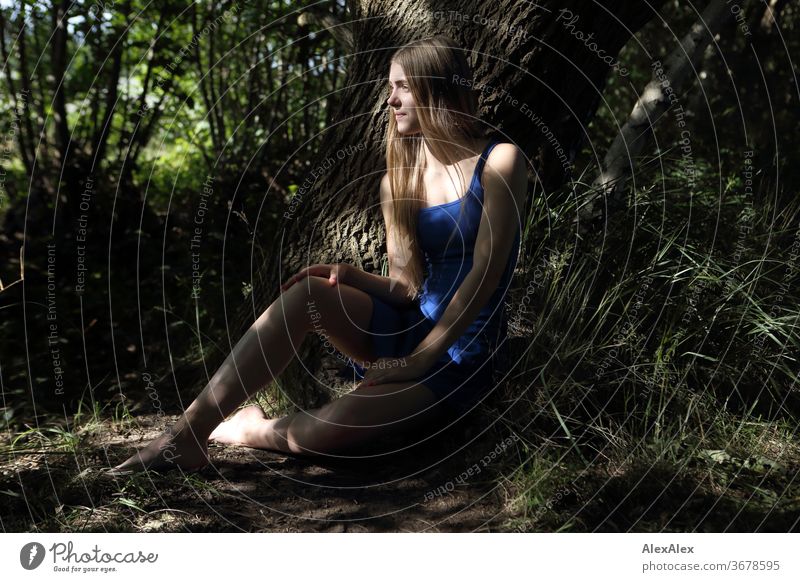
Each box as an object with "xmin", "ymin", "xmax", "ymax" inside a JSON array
[
  {"xmin": 109, "ymin": 276, "xmax": 378, "ymax": 473},
  {"xmin": 208, "ymin": 380, "xmax": 445, "ymax": 456}
]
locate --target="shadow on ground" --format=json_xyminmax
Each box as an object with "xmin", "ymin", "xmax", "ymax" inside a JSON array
[{"xmin": 1, "ymin": 408, "xmax": 518, "ymax": 532}]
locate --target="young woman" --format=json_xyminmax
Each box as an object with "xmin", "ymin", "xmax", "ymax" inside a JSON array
[{"xmin": 109, "ymin": 35, "xmax": 527, "ymax": 474}]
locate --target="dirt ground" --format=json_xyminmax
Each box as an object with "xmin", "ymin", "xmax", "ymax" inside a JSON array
[{"xmin": 1, "ymin": 406, "xmax": 526, "ymax": 532}]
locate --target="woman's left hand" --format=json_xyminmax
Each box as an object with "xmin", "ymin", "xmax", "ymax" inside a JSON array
[{"xmin": 358, "ymin": 353, "xmax": 435, "ymax": 387}]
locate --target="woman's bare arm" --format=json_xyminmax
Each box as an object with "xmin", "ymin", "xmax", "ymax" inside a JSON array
[{"xmin": 343, "ymin": 173, "xmax": 417, "ymax": 307}]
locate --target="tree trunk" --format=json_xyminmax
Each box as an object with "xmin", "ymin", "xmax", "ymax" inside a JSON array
[
  {"xmin": 51, "ymin": 0, "xmax": 71, "ymax": 170},
  {"xmin": 0, "ymin": 7, "xmax": 34, "ymax": 176},
  {"xmin": 91, "ymin": 2, "xmax": 130, "ymax": 169},
  {"xmin": 578, "ymin": 0, "xmax": 734, "ymax": 231},
  {"xmin": 238, "ymin": 0, "xmax": 666, "ymax": 341}
]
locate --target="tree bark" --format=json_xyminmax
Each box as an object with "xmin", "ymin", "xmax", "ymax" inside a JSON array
[
  {"xmin": 239, "ymin": 0, "xmax": 666, "ymax": 336},
  {"xmin": 1, "ymin": 7, "xmax": 35, "ymax": 175},
  {"xmin": 757, "ymin": 0, "xmax": 787, "ymax": 33},
  {"xmin": 51, "ymin": 0, "xmax": 71, "ymax": 170}
]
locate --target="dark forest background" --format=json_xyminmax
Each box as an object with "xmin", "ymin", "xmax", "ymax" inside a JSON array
[{"xmin": 0, "ymin": 0, "xmax": 798, "ymax": 532}]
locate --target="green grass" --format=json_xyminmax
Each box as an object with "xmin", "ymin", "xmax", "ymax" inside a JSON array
[
  {"xmin": 487, "ymin": 151, "xmax": 800, "ymax": 531},
  {"xmin": 1, "ymin": 147, "xmax": 797, "ymax": 532}
]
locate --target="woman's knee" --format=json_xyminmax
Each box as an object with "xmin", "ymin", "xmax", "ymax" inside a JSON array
[
  {"xmin": 283, "ymin": 275, "xmax": 338, "ymax": 308},
  {"xmin": 292, "ymin": 276, "xmax": 371, "ymax": 331},
  {"xmin": 274, "ymin": 275, "xmax": 375, "ymax": 366},
  {"xmin": 276, "ymin": 276, "xmax": 332, "ymax": 330}
]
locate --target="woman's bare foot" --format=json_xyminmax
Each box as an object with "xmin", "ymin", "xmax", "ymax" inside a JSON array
[
  {"xmin": 208, "ymin": 405, "xmax": 270, "ymax": 447},
  {"xmin": 108, "ymin": 423, "xmax": 210, "ymax": 475}
]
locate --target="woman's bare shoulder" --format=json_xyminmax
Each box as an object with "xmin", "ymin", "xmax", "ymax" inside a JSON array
[
  {"xmin": 485, "ymin": 142, "xmax": 525, "ymax": 173},
  {"xmin": 482, "ymin": 142, "xmax": 527, "ymax": 210}
]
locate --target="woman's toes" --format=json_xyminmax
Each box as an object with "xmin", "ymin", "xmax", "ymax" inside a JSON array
[
  {"xmin": 208, "ymin": 422, "xmax": 231, "ymax": 443},
  {"xmin": 108, "ymin": 453, "xmax": 148, "ymax": 475},
  {"xmin": 110, "ymin": 428, "xmax": 209, "ymax": 474}
]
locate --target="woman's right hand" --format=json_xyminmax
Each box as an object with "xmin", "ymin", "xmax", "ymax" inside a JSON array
[{"xmin": 280, "ymin": 263, "xmax": 351, "ymax": 293}]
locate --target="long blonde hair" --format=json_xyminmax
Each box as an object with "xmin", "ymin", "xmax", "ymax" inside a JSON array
[{"xmin": 385, "ymin": 34, "xmax": 488, "ymax": 301}]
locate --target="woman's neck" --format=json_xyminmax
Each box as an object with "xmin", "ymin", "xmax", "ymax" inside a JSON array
[{"xmin": 422, "ymin": 136, "xmax": 486, "ymax": 171}]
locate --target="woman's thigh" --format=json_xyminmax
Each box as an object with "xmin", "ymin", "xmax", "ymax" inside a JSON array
[
  {"xmin": 304, "ymin": 380, "xmax": 446, "ymax": 454},
  {"xmin": 288, "ymin": 275, "xmax": 378, "ymax": 364}
]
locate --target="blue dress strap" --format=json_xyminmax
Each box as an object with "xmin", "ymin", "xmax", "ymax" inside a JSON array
[{"xmin": 474, "ymin": 137, "xmax": 503, "ymax": 183}]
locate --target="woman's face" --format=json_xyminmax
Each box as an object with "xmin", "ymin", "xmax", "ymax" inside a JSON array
[{"xmin": 387, "ymin": 61, "xmax": 421, "ymax": 135}]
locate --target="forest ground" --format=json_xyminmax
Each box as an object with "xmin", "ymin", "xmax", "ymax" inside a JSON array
[{"xmin": 3, "ymin": 283, "xmax": 798, "ymax": 533}]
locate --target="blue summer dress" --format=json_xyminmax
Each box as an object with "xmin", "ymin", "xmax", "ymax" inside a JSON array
[{"xmin": 343, "ymin": 136, "xmax": 521, "ymax": 414}]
